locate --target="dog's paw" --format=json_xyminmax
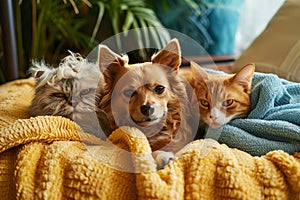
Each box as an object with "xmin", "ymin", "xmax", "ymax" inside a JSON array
[{"xmin": 152, "ymin": 150, "xmax": 174, "ymax": 170}]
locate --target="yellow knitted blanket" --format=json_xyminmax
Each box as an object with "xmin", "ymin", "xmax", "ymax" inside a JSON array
[{"xmin": 0, "ymin": 78, "xmax": 300, "ymax": 199}]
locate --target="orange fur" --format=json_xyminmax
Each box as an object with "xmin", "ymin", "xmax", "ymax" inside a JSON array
[
  {"xmin": 98, "ymin": 39, "xmax": 195, "ymax": 168},
  {"xmin": 181, "ymin": 62, "xmax": 255, "ymax": 130}
]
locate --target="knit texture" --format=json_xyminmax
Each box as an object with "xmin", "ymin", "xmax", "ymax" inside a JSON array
[{"xmin": 0, "ymin": 78, "xmax": 300, "ymax": 199}]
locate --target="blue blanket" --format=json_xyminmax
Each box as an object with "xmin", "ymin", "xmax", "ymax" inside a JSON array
[{"xmin": 206, "ymin": 72, "xmax": 300, "ymax": 156}]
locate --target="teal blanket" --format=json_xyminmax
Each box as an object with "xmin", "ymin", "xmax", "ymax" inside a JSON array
[{"xmin": 208, "ymin": 72, "xmax": 300, "ymax": 156}]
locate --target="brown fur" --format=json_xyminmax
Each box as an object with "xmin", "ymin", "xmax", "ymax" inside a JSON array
[
  {"xmin": 29, "ymin": 52, "xmax": 107, "ymax": 138},
  {"xmin": 181, "ymin": 62, "xmax": 255, "ymax": 129},
  {"xmin": 98, "ymin": 39, "xmax": 195, "ymax": 168}
]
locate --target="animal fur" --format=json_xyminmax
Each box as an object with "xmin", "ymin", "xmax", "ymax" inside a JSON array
[{"xmin": 98, "ymin": 39, "xmax": 197, "ymax": 168}]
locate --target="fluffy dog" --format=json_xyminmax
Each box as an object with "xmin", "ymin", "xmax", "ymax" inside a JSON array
[{"xmin": 98, "ymin": 39, "xmax": 196, "ymax": 168}]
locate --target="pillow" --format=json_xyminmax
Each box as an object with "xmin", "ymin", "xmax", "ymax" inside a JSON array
[
  {"xmin": 153, "ymin": 0, "xmax": 244, "ymax": 56},
  {"xmin": 232, "ymin": 0, "xmax": 300, "ymax": 82},
  {"xmin": 206, "ymin": 1, "xmax": 244, "ymax": 55}
]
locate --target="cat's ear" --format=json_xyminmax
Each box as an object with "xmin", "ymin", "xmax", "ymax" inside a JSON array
[
  {"xmin": 151, "ymin": 38, "xmax": 181, "ymax": 71},
  {"xmin": 190, "ymin": 61, "xmax": 209, "ymax": 82},
  {"xmin": 29, "ymin": 60, "xmax": 51, "ymax": 79},
  {"xmin": 232, "ymin": 63, "xmax": 255, "ymax": 89},
  {"xmin": 98, "ymin": 44, "xmax": 128, "ymax": 75},
  {"xmin": 34, "ymin": 71, "xmax": 45, "ymax": 79}
]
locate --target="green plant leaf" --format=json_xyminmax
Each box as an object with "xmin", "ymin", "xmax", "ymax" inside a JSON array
[
  {"xmin": 132, "ymin": 18, "xmax": 143, "ymax": 48},
  {"xmin": 90, "ymin": 1, "xmax": 105, "ymax": 46},
  {"xmin": 122, "ymin": 11, "xmax": 134, "ymax": 33},
  {"xmin": 149, "ymin": 27, "xmax": 162, "ymax": 49},
  {"xmin": 182, "ymin": 0, "xmax": 203, "ymax": 15},
  {"xmin": 139, "ymin": 20, "xmax": 150, "ymax": 47}
]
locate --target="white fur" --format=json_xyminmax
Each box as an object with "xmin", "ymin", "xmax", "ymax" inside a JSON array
[
  {"xmin": 152, "ymin": 150, "xmax": 174, "ymax": 169},
  {"xmin": 30, "ymin": 51, "xmax": 90, "ymax": 88}
]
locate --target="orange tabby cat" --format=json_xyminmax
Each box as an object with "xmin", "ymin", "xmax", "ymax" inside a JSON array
[{"xmin": 183, "ymin": 62, "xmax": 255, "ymax": 131}]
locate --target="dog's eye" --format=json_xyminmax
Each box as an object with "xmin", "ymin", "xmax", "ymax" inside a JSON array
[
  {"xmin": 222, "ymin": 99, "xmax": 234, "ymax": 107},
  {"xmin": 123, "ymin": 89, "xmax": 136, "ymax": 98},
  {"xmin": 154, "ymin": 85, "xmax": 165, "ymax": 94}
]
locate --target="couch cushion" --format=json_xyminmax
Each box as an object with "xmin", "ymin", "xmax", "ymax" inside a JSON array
[{"xmin": 232, "ymin": 0, "xmax": 300, "ymax": 82}]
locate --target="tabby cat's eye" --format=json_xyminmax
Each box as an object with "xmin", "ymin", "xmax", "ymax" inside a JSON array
[
  {"xmin": 200, "ymin": 99, "xmax": 209, "ymax": 108},
  {"xmin": 154, "ymin": 85, "xmax": 165, "ymax": 94},
  {"xmin": 52, "ymin": 93, "xmax": 66, "ymax": 98},
  {"xmin": 222, "ymin": 99, "xmax": 234, "ymax": 107},
  {"xmin": 80, "ymin": 88, "xmax": 92, "ymax": 96},
  {"xmin": 123, "ymin": 89, "xmax": 137, "ymax": 98}
]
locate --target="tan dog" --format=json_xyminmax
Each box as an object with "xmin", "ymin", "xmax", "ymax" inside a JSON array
[{"xmin": 98, "ymin": 39, "xmax": 196, "ymax": 169}]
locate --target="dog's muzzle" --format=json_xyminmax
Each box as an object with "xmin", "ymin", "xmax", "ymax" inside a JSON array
[
  {"xmin": 131, "ymin": 103, "xmax": 166, "ymax": 126},
  {"xmin": 140, "ymin": 104, "xmax": 155, "ymax": 116}
]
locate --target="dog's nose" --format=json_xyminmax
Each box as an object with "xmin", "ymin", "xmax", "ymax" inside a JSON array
[{"xmin": 140, "ymin": 104, "xmax": 155, "ymax": 116}]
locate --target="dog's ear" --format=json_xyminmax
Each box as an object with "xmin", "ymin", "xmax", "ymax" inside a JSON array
[
  {"xmin": 190, "ymin": 61, "xmax": 209, "ymax": 82},
  {"xmin": 151, "ymin": 38, "xmax": 181, "ymax": 71},
  {"xmin": 98, "ymin": 45, "xmax": 128, "ymax": 76}
]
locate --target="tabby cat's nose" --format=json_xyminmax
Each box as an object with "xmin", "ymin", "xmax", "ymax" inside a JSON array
[{"xmin": 68, "ymin": 97, "xmax": 78, "ymax": 107}]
